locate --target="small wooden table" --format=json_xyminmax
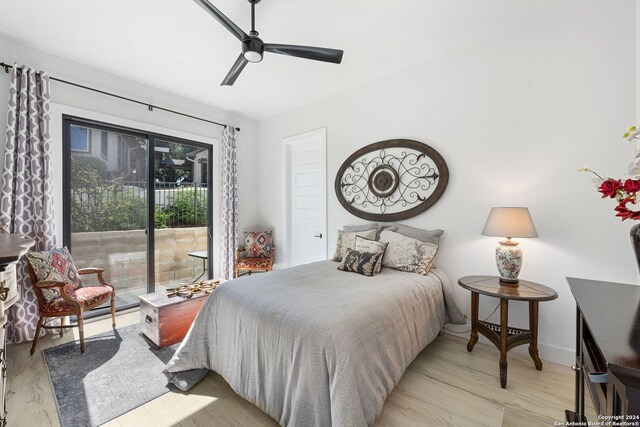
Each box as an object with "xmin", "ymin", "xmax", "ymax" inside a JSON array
[{"xmin": 458, "ymin": 275, "xmax": 558, "ymax": 388}]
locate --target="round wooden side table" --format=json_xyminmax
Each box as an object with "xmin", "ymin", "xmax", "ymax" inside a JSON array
[{"xmin": 458, "ymin": 275, "xmax": 558, "ymax": 388}]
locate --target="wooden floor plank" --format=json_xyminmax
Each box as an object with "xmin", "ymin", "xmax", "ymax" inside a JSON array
[{"xmin": 7, "ymin": 311, "xmax": 583, "ymax": 427}]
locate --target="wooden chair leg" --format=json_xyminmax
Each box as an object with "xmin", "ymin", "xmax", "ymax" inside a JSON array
[
  {"xmin": 60, "ymin": 317, "xmax": 65, "ymax": 337},
  {"xmin": 111, "ymin": 293, "xmax": 116, "ymax": 329},
  {"xmin": 78, "ymin": 315, "xmax": 85, "ymax": 353},
  {"xmin": 30, "ymin": 317, "xmax": 44, "ymax": 356},
  {"xmin": 235, "ymin": 267, "xmax": 239, "ymax": 278}
]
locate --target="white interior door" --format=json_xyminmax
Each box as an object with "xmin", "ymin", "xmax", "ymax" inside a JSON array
[{"xmin": 285, "ymin": 128, "xmax": 327, "ymax": 266}]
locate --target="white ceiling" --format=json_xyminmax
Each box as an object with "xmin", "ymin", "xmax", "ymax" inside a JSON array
[{"xmin": 0, "ymin": 0, "xmax": 591, "ymax": 120}]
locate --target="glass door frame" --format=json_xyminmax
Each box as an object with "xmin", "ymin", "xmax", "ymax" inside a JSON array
[{"xmin": 62, "ymin": 115, "xmax": 214, "ymax": 315}]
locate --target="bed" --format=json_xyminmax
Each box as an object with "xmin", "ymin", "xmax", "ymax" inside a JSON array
[{"xmin": 164, "ymin": 260, "xmax": 465, "ymax": 426}]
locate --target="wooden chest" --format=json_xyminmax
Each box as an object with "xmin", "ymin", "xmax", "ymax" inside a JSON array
[{"xmin": 139, "ymin": 292, "xmax": 210, "ymax": 348}]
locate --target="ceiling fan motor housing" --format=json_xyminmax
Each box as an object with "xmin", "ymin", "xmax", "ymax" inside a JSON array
[{"xmin": 242, "ymin": 36, "xmax": 264, "ymax": 62}]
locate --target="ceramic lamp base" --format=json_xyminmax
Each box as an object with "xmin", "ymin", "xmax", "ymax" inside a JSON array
[{"xmin": 495, "ymin": 239, "xmax": 522, "ymax": 284}]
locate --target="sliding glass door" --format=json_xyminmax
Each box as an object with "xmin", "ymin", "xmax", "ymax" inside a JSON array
[
  {"xmin": 63, "ymin": 116, "xmax": 213, "ymax": 313},
  {"xmin": 153, "ymin": 139, "xmax": 211, "ymax": 292}
]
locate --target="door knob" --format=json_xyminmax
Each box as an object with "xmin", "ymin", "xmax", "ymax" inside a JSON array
[{"xmin": 314, "ymin": 233, "xmax": 323, "ymax": 238}]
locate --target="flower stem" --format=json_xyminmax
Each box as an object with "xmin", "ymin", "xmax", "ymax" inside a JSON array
[{"xmin": 585, "ymin": 169, "xmax": 606, "ymax": 182}]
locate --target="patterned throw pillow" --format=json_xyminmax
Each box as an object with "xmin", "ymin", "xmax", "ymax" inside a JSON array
[
  {"xmin": 244, "ymin": 231, "xmax": 273, "ymax": 258},
  {"xmin": 337, "ymin": 248, "xmax": 384, "ymax": 277},
  {"xmin": 379, "ymin": 230, "xmax": 439, "ymax": 275},
  {"xmin": 332, "ymin": 229, "xmax": 377, "ymax": 261},
  {"xmin": 354, "ymin": 236, "xmax": 388, "ymax": 274},
  {"xmin": 25, "ymin": 247, "xmax": 82, "ymax": 303}
]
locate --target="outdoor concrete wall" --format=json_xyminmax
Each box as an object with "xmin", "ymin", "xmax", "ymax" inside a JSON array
[{"xmin": 71, "ymin": 227, "xmax": 208, "ymax": 290}]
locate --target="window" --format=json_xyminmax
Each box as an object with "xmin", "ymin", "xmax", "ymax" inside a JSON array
[
  {"xmin": 70, "ymin": 125, "xmax": 89, "ymax": 152},
  {"xmin": 101, "ymin": 131, "xmax": 108, "ymax": 159},
  {"xmin": 63, "ymin": 115, "xmax": 214, "ymax": 317}
]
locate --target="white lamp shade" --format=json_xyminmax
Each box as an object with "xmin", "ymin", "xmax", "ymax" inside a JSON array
[{"xmin": 481, "ymin": 207, "xmax": 538, "ymax": 238}]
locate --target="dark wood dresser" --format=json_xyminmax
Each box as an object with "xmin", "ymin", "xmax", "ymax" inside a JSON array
[
  {"xmin": 0, "ymin": 233, "xmax": 35, "ymax": 427},
  {"xmin": 567, "ymin": 277, "xmax": 640, "ymax": 421}
]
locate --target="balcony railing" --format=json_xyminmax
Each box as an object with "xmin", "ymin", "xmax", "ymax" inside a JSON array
[{"xmin": 70, "ymin": 181, "xmax": 208, "ymax": 232}]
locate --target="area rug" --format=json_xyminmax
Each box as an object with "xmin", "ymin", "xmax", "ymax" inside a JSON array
[{"xmin": 43, "ymin": 324, "xmax": 179, "ymax": 427}]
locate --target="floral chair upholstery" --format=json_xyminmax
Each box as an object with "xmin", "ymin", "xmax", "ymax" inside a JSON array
[
  {"xmin": 235, "ymin": 231, "xmax": 275, "ymax": 278},
  {"xmin": 25, "ymin": 247, "xmax": 116, "ymax": 355}
]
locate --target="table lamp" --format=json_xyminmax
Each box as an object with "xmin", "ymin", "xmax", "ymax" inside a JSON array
[{"xmin": 481, "ymin": 207, "xmax": 538, "ymax": 284}]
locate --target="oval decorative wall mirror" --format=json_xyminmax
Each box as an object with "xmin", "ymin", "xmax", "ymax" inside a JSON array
[{"xmin": 334, "ymin": 139, "xmax": 449, "ymax": 221}]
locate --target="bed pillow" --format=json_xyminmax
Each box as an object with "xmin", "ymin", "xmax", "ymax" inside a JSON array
[
  {"xmin": 379, "ymin": 230, "xmax": 438, "ymax": 275},
  {"xmin": 382, "ymin": 223, "xmax": 444, "ymax": 245},
  {"xmin": 244, "ymin": 231, "xmax": 273, "ymax": 258},
  {"xmin": 333, "ymin": 229, "xmax": 377, "ymax": 261},
  {"xmin": 337, "ymin": 248, "xmax": 383, "ymax": 277},
  {"xmin": 343, "ymin": 223, "xmax": 398, "ymax": 240},
  {"xmin": 342, "ymin": 223, "xmax": 378, "ymax": 232},
  {"xmin": 355, "ymin": 236, "xmax": 388, "ymax": 274}
]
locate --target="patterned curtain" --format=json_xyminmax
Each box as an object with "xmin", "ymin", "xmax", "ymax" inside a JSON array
[
  {"xmin": 0, "ymin": 65, "xmax": 56, "ymax": 343},
  {"xmin": 220, "ymin": 125, "xmax": 238, "ymax": 280}
]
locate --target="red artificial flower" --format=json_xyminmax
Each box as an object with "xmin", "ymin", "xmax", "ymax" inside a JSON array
[
  {"xmin": 624, "ymin": 179, "xmax": 640, "ymax": 194},
  {"xmin": 615, "ymin": 197, "xmax": 640, "ymax": 220},
  {"xmin": 599, "ymin": 179, "xmax": 623, "ymax": 198}
]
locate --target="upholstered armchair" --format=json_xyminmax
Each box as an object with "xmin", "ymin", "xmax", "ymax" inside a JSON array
[
  {"xmin": 235, "ymin": 231, "xmax": 275, "ymax": 278},
  {"xmin": 25, "ymin": 247, "xmax": 116, "ymax": 355}
]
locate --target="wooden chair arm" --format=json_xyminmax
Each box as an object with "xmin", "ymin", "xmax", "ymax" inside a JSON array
[
  {"xmin": 34, "ymin": 280, "xmax": 68, "ymax": 289},
  {"xmin": 236, "ymin": 246, "xmax": 245, "ymax": 261},
  {"xmin": 34, "ymin": 281, "xmax": 81, "ymax": 306},
  {"xmin": 77, "ymin": 268, "xmax": 104, "ymax": 275},
  {"xmin": 76, "ymin": 268, "xmax": 109, "ymax": 286}
]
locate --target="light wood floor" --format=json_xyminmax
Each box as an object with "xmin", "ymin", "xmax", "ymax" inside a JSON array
[{"xmin": 7, "ymin": 311, "xmax": 594, "ymax": 427}]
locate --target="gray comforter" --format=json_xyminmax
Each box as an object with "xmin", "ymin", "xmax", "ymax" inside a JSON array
[{"xmin": 164, "ymin": 261, "xmax": 465, "ymax": 426}]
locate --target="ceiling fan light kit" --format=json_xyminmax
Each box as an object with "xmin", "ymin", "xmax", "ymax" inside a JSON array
[
  {"xmin": 242, "ymin": 37, "xmax": 263, "ymax": 63},
  {"xmin": 193, "ymin": 0, "xmax": 344, "ymax": 86}
]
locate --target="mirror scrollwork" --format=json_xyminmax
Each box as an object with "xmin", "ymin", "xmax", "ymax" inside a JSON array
[{"xmin": 335, "ymin": 139, "xmax": 449, "ymax": 221}]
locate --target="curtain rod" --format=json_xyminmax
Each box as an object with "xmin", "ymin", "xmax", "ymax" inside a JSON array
[{"xmin": 0, "ymin": 62, "xmax": 240, "ymax": 132}]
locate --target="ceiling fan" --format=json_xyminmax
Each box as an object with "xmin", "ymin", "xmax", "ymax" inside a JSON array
[{"xmin": 193, "ymin": 0, "xmax": 344, "ymax": 86}]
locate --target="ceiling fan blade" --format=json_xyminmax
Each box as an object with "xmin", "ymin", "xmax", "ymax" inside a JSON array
[
  {"xmin": 264, "ymin": 44, "xmax": 343, "ymax": 64},
  {"xmin": 221, "ymin": 54, "xmax": 249, "ymax": 86},
  {"xmin": 193, "ymin": 0, "xmax": 248, "ymax": 41}
]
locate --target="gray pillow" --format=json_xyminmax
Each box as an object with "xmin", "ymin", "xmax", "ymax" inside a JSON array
[
  {"xmin": 381, "ymin": 223, "xmax": 444, "ymax": 245},
  {"xmin": 343, "ymin": 223, "xmax": 398, "ymax": 240},
  {"xmin": 342, "ymin": 223, "xmax": 379, "ymax": 232}
]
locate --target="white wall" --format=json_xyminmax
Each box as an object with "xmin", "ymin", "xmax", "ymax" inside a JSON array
[
  {"xmin": 256, "ymin": 1, "xmax": 636, "ymax": 365},
  {"xmin": 0, "ymin": 35, "xmax": 260, "ymax": 276}
]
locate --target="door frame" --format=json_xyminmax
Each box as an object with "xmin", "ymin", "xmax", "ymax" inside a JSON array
[
  {"xmin": 282, "ymin": 127, "xmax": 327, "ymax": 267},
  {"xmin": 62, "ymin": 115, "xmax": 214, "ymax": 315}
]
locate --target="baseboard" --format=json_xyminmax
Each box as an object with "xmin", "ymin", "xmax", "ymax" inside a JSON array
[{"xmin": 443, "ymin": 328, "xmax": 574, "ymax": 367}]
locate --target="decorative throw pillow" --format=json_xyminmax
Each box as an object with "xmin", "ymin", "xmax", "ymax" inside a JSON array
[
  {"xmin": 25, "ymin": 247, "xmax": 82, "ymax": 303},
  {"xmin": 379, "ymin": 230, "xmax": 439, "ymax": 275},
  {"xmin": 332, "ymin": 229, "xmax": 377, "ymax": 261},
  {"xmin": 337, "ymin": 248, "xmax": 384, "ymax": 277},
  {"xmin": 244, "ymin": 231, "xmax": 273, "ymax": 258},
  {"xmin": 354, "ymin": 236, "xmax": 388, "ymax": 274}
]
